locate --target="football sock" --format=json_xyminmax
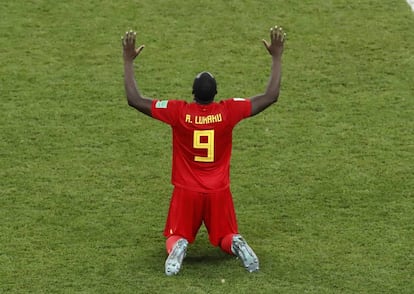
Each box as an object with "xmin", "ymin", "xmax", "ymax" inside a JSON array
[
  {"xmin": 166, "ymin": 235, "xmax": 184, "ymax": 254},
  {"xmin": 220, "ymin": 233, "xmax": 236, "ymax": 255}
]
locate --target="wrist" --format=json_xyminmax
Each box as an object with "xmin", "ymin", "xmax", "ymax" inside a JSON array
[
  {"xmin": 123, "ymin": 57, "xmax": 134, "ymax": 64},
  {"xmin": 271, "ymin": 54, "xmax": 282, "ymax": 60},
  {"xmin": 124, "ymin": 60, "xmax": 135, "ymax": 68}
]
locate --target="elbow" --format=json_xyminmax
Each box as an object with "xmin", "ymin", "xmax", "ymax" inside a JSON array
[
  {"xmin": 273, "ymin": 87, "xmax": 281, "ymax": 103},
  {"xmin": 269, "ymin": 92, "xmax": 279, "ymax": 104},
  {"xmin": 127, "ymin": 98, "xmax": 134, "ymax": 107},
  {"xmin": 126, "ymin": 96, "xmax": 138, "ymax": 109},
  {"xmin": 264, "ymin": 87, "xmax": 280, "ymax": 104}
]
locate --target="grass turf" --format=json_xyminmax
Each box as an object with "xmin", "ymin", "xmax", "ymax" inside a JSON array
[{"xmin": 1, "ymin": 0, "xmax": 413, "ymax": 293}]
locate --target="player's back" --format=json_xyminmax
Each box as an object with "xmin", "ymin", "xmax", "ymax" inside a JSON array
[{"xmin": 152, "ymin": 98, "xmax": 251, "ymax": 191}]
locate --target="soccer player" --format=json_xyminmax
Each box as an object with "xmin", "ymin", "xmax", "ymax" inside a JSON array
[{"xmin": 122, "ymin": 25, "xmax": 286, "ymax": 276}]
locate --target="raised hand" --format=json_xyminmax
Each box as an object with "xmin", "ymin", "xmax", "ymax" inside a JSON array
[
  {"xmin": 262, "ymin": 25, "xmax": 286, "ymax": 57},
  {"xmin": 122, "ymin": 30, "xmax": 145, "ymax": 62}
]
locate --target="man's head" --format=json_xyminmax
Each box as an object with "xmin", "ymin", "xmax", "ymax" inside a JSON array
[{"xmin": 192, "ymin": 71, "xmax": 217, "ymax": 104}]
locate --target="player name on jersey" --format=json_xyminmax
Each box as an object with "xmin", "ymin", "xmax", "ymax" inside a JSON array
[{"xmin": 185, "ymin": 113, "xmax": 223, "ymax": 124}]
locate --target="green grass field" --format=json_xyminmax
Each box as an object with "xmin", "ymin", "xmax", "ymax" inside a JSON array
[{"xmin": 1, "ymin": 0, "xmax": 413, "ymax": 293}]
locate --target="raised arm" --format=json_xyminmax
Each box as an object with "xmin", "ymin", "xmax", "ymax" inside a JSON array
[
  {"xmin": 122, "ymin": 30, "xmax": 152, "ymax": 117},
  {"xmin": 250, "ymin": 26, "xmax": 286, "ymax": 116}
]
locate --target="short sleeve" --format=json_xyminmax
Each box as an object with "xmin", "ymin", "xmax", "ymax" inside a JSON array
[
  {"xmin": 151, "ymin": 100, "xmax": 186, "ymax": 126},
  {"xmin": 222, "ymin": 98, "xmax": 251, "ymax": 126}
]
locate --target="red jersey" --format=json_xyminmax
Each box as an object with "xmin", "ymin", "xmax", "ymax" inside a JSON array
[{"xmin": 151, "ymin": 98, "xmax": 251, "ymax": 192}]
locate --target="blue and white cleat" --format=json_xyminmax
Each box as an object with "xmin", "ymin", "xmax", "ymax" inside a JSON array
[
  {"xmin": 165, "ymin": 238, "xmax": 188, "ymax": 276},
  {"xmin": 231, "ymin": 234, "xmax": 259, "ymax": 272}
]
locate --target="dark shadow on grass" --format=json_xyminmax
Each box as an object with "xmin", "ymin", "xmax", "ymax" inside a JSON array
[
  {"xmin": 129, "ymin": 245, "xmax": 239, "ymax": 275},
  {"xmin": 185, "ymin": 252, "xmax": 234, "ymax": 265},
  {"xmin": 129, "ymin": 231, "xmax": 245, "ymax": 277}
]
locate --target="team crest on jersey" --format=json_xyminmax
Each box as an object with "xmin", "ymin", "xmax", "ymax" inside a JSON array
[
  {"xmin": 155, "ymin": 100, "xmax": 169, "ymax": 108},
  {"xmin": 233, "ymin": 98, "xmax": 245, "ymax": 101}
]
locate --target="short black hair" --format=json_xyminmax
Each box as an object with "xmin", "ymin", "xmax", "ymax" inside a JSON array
[{"xmin": 192, "ymin": 71, "xmax": 217, "ymax": 104}]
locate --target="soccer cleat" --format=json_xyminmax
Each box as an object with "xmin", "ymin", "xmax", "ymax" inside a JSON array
[
  {"xmin": 231, "ymin": 234, "xmax": 259, "ymax": 272},
  {"xmin": 165, "ymin": 238, "xmax": 188, "ymax": 276}
]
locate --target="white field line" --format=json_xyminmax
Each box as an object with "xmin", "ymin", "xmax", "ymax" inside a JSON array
[{"xmin": 407, "ymin": 0, "xmax": 414, "ymax": 11}]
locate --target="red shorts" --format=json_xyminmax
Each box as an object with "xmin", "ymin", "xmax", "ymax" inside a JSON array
[{"xmin": 163, "ymin": 186, "xmax": 239, "ymax": 246}]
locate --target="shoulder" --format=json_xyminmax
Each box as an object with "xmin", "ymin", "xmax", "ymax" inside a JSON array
[
  {"xmin": 220, "ymin": 98, "xmax": 251, "ymax": 108},
  {"xmin": 220, "ymin": 97, "xmax": 249, "ymax": 104},
  {"xmin": 152, "ymin": 100, "xmax": 189, "ymax": 125},
  {"xmin": 220, "ymin": 98, "xmax": 252, "ymax": 120},
  {"xmin": 153, "ymin": 99, "xmax": 187, "ymax": 109}
]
